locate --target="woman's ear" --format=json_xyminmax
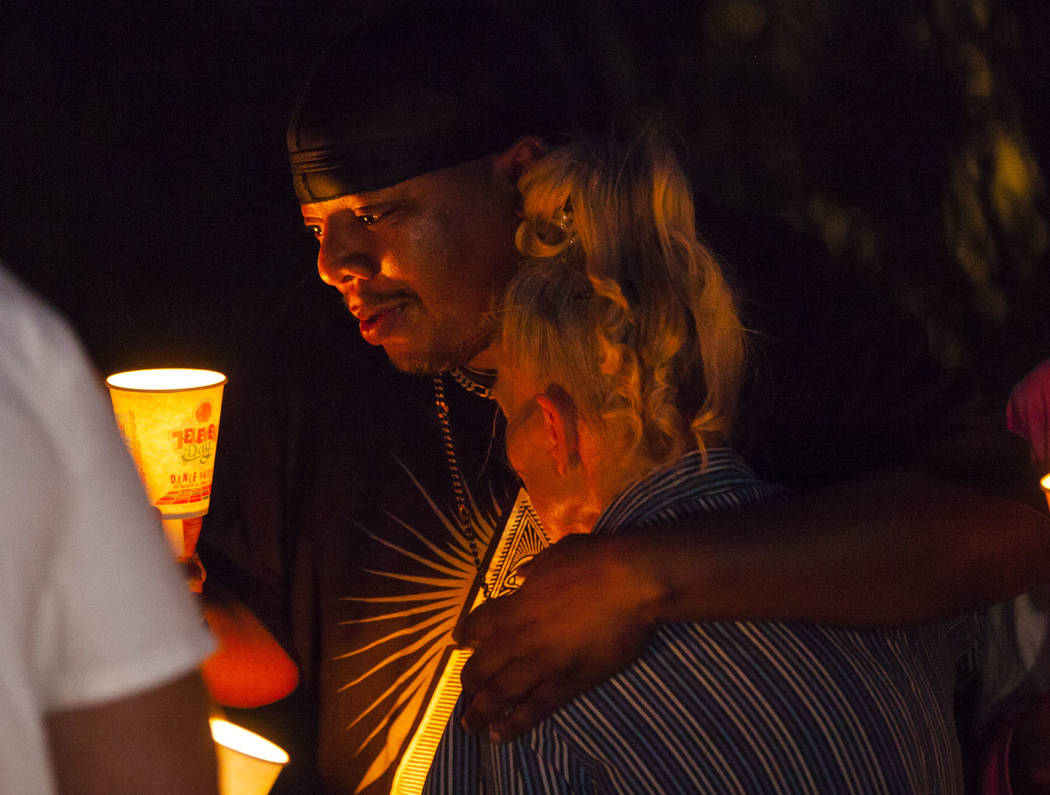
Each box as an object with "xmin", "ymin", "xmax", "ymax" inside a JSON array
[{"xmin": 535, "ymin": 385, "xmax": 579, "ymax": 476}]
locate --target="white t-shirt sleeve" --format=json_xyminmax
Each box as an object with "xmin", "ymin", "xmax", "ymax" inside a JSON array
[{"xmin": 3, "ymin": 272, "xmax": 214, "ymax": 712}]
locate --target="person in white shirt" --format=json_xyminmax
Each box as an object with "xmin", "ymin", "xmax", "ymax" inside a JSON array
[{"xmin": 0, "ymin": 262, "xmax": 219, "ymax": 794}]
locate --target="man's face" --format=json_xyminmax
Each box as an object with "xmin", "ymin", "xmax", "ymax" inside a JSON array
[{"xmin": 301, "ymin": 158, "xmax": 521, "ymax": 374}]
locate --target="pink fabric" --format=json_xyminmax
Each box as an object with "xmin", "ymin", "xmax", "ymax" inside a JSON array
[
  {"xmin": 1007, "ymin": 358, "xmax": 1050, "ymax": 472},
  {"xmin": 980, "ymin": 721, "xmax": 1015, "ymax": 795},
  {"xmin": 999, "ymin": 359, "xmax": 1050, "ymax": 792}
]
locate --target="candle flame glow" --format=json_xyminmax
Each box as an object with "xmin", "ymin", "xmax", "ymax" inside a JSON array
[
  {"xmin": 106, "ymin": 368, "xmax": 226, "ymax": 392},
  {"xmin": 210, "ymin": 719, "xmax": 289, "ymax": 764}
]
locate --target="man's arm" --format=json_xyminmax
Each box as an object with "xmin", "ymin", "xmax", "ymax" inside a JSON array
[
  {"xmin": 45, "ymin": 671, "xmax": 218, "ymax": 795},
  {"xmin": 457, "ymin": 468, "xmax": 1050, "ymax": 739}
]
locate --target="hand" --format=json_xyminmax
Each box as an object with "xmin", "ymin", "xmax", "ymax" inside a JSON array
[
  {"xmin": 200, "ymin": 600, "xmax": 300, "ymax": 708},
  {"xmin": 179, "ymin": 552, "xmax": 206, "ymax": 593},
  {"xmin": 455, "ymin": 533, "xmax": 661, "ymax": 742},
  {"xmin": 180, "ymin": 517, "xmax": 206, "ymax": 592}
]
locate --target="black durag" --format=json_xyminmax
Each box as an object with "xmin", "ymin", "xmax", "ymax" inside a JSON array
[{"xmin": 287, "ymin": 0, "xmax": 576, "ymax": 202}]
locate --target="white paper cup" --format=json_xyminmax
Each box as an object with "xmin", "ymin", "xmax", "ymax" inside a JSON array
[{"xmin": 106, "ymin": 368, "xmax": 226, "ymax": 522}]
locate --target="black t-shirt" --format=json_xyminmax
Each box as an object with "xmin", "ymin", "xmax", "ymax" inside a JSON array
[{"xmin": 202, "ymin": 278, "xmax": 523, "ymax": 794}]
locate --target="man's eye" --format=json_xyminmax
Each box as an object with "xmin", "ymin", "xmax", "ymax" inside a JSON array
[
  {"xmin": 356, "ymin": 213, "xmax": 382, "ymax": 226},
  {"xmin": 307, "ymin": 225, "xmax": 322, "ymax": 240}
]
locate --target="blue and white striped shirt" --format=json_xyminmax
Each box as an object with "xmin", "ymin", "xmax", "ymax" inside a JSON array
[{"xmin": 424, "ymin": 448, "xmax": 969, "ymax": 793}]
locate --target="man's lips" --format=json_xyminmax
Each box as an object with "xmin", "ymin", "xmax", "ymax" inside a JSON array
[{"xmin": 354, "ymin": 302, "xmax": 410, "ymax": 346}]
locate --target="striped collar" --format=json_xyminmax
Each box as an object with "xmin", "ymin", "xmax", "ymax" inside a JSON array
[{"xmin": 592, "ymin": 447, "xmax": 762, "ymax": 535}]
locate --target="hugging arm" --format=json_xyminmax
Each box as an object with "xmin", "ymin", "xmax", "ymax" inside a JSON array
[
  {"xmin": 458, "ymin": 219, "xmax": 1050, "ymax": 740},
  {"xmin": 458, "ymin": 464, "xmax": 1050, "ymax": 739}
]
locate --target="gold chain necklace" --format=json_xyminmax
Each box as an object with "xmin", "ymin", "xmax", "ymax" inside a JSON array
[
  {"xmin": 450, "ymin": 366, "xmax": 494, "ymax": 400},
  {"xmin": 433, "ymin": 373, "xmax": 491, "ymax": 598}
]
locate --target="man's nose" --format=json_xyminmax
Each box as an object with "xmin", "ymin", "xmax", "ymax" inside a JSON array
[{"xmin": 317, "ymin": 221, "xmax": 379, "ymax": 287}]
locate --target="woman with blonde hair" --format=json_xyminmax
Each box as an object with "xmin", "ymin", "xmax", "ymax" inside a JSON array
[
  {"xmin": 423, "ymin": 131, "xmax": 969, "ymax": 793},
  {"xmin": 504, "ymin": 131, "xmax": 745, "ymax": 503}
]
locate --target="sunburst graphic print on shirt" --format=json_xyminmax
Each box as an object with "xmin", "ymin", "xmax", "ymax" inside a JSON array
[
  {"xmin": 392, "ymin": 489, "xmax": 548, "ymax": 795},
  {"xmin": 334, "ymin": 452, "xmax": 546, "ymax": 794}
]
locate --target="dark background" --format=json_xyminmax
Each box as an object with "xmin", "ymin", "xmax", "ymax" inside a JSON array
[{"xmin": 2, "ymin": 0, "xmax": 1048, "ymax": 403}]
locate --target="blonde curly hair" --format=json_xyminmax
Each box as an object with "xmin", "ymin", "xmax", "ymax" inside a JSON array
[{"xmin": 501, "ymin": 131, "xmax": 745, "ymax": 474}]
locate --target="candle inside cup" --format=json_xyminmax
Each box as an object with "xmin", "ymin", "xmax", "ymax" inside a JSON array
[{"xmin": 210, "ymin": 718, "xmax": 289, "ymax": 795}]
